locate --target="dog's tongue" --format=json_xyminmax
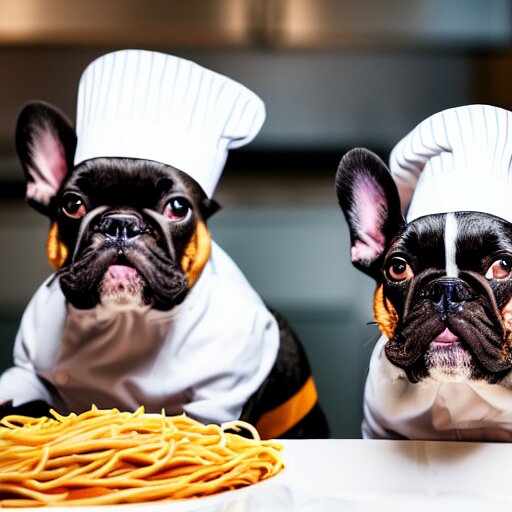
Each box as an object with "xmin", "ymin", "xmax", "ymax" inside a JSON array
[
  {"xmin": 433, "ymin": 328, "xmax": 459, "ymax": 344},
  {"xmin": 107, "ymin": 265, "xmax": 139, "ymax": 280},
  {"xmin": 101, "ymin": 265, "xmax": 143, "ymax": 303}
]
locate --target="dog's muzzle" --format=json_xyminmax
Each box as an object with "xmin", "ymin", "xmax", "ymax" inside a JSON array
[
  {"xmin": 95, "ymin": 212, "xmax": 150, "ymax": 247},
  {"xmin": 419, "ymin": 278, "xmax": 476, "ymax": 320},
  {"xmin": 71, "ymin": 206, "xmax": 175, "ymax": 264},
  {"xmin": 58, "ymin": 206, "xmax": 189, "ymax": 310},
  {"xmin": 386, "ymin": 270, "xmax": 512, "ymax": 381}
]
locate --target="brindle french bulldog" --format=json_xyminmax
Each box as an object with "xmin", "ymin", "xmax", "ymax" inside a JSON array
[{"xmin": 0, "ymin": 101, "xmax": 328, "ymax": 439}]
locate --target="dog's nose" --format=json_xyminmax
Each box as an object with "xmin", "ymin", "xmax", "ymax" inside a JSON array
[
  {"xmin": 96, "ymin": 213, "xmax": 144, "ymax": 241},
  {"xmin": 422, "ymin": 278, "xmax": 473, "ymax": 319}
]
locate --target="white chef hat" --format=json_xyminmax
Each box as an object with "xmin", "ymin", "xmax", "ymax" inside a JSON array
[
  {"xmin": 73, "ymin": 49, "xmax": 266, "ymax": 197},
  {"xmin": 389, "ymin": 104, "xmax": 512, "ymax": 223}
]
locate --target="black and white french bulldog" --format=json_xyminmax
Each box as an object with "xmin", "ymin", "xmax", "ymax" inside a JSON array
[
  {"xmin": 336, "ymin": 148, "xmax": 512, "ymax": 440},
  {"xmin": 0, "ymin": 101, "xmax": 328, "ymax": 439}
]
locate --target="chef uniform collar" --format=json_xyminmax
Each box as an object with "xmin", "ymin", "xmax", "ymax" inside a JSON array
[
  {"xmin": 74, "ymin": 49, "xmax": 266, "ymax": 198},
  {"xmin": 389, "ymin": 104, "xmax": 512, "ymax": 223}
]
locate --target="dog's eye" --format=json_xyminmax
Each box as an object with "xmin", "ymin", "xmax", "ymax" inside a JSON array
[
  {"xmin": 61, "ymin": 193, "xmax": 87, "ymax": 219},
  {"xmin": 385, "ymin": 257, "xmax": 414, "ymax": 282},
  {"xmin": 163, "ymin": 197, "xmax": 191, "ymax": 221},
  {"xmin": 485, "ymin": 259, "xmax": 512, "ymax": 280}
]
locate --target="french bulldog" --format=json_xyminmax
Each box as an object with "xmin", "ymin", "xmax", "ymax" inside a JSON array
[
  {"xmin": 336, "ymin": 148, "xmax": 512, "ymax": 440},
  {"xmin": 0, "ymin": 101, "xmax": 328, "ymax": 439}
]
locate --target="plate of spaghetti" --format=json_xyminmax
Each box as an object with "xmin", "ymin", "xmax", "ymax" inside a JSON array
[{"xmin": 0, "ymin": 405, "xmax": 285, "ymax": 509}]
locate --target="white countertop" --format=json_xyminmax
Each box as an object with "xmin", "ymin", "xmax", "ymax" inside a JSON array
[{"xmin": 5, "ymin": 439, "xmax": 512, "ymax": 511}]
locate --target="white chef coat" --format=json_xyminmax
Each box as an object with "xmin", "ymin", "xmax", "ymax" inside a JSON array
[
  {"xmin": 0, "ymin": 241, "xmax": 279, "ymax": 424},
  {"xmin": 363, "ymin": 335, "xmax": 512, "ymax": 441}
]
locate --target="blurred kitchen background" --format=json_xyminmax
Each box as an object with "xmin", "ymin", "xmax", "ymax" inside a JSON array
[{"xmin": 0, "ymin": 0, "xmax": 511, "ymax": 437}]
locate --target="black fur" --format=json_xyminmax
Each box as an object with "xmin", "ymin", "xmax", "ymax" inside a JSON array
[
  {"xmin": 0, "ymin": 400, "xmax": 52, "ymax": 419},
  {"xmin": 54, "ymin": 160, "xmax": 197, "ymax": 310}
]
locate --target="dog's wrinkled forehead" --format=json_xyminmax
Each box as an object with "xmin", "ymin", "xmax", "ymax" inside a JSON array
[
  {"xmin": 390, "ymin": 215, "xmax": 446, "ymax": 269},
  {"xmin": 62, "ymin": 158, "xmax": 203, "ymax": 209},
  {"xmin": 390, "ymin": 212, "xmax": 512, "ymax": 273}
]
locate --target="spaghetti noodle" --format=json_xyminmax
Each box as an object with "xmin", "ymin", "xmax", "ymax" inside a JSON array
[{"xmin": 0, "ymin": 406, "xmax": 284, "ymax": 507}]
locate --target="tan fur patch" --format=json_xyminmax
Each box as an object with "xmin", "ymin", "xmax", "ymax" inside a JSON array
[
  {"xmin": 46, "ymin": 222, "xmax": 68, "ymax": 270},
  {"xmin": 373, "ymin": 284, "xmax": 398, "ymax": 339},
  {"xmin": 500, "ymin": 298, "xmax": 512, "ymax": 363},
  {"xmin": 180, "ymin": 221, "xmax": 212, "ymax": 287}
]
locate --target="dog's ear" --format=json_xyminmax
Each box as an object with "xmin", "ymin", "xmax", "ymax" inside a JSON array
[
  {"xmin": 200, "ymin": 198, "xmax": 221, "ymax": 220},
  {"xmin": 16, "ymin": 101, "xmax": 77, "ymax": 217},
  {"xmin": 336, "ymin": 148, "xmax": 405, "ymax": 280}
]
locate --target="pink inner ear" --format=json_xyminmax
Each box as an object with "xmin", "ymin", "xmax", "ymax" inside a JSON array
[
  {"xmin": 27, "ymin": 125, "xmax": 68, "ymax": 206},
  {"xmin": 350, "ymin": 175, "xmax": 387, "ymax": 262}
]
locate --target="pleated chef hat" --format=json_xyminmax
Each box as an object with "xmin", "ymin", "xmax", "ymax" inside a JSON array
[
  {"xmin": 389, "ymin": 104, "xmax": 512, "ymax": 223},
  {"xmin": 73, "ymin": 49, "xmax": 266, "ymax": 197}
]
